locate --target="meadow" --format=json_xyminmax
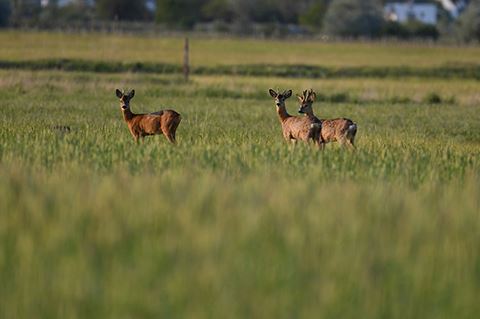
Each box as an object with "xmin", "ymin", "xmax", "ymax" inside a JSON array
[{"xmin": 1, "ymin": 31, "xmax": 480, "ymax": 319}]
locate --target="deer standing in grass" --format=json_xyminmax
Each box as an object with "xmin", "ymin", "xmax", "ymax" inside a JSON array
[
  {"xmin": 298, "ymin": 89, "xmax": 357, "ymax": 150},
  {"xmin": 269, "ymin": 89, "xmax": 322, "ymax": 147},
  {"xmin": 116, "ymin": 89, "xmax": 181, "ymax": 144}
]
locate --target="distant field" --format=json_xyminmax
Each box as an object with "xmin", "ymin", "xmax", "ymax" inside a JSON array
[
  {"xmin": 1, "ymin": 70, "xmax": 478, "ymax": 105},
  {"xmin": 1, "ymin": 32, "xmax": 480, "ymax": 319},
  {"xmin": 1, "ymin": 31, "xmax": 480, "ymax": 67}
]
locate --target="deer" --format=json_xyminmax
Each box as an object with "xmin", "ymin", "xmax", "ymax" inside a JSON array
[
  {"xmin": 115, "ymin": 89, "xmax": 181, "ymax": 144},
  {"xmin": 268, "ymin": 89, "xmax": 322, "ymax": 147},
  {"xmin": 297, "ymin": 89, "xmax": 357, "ymax": 150}
]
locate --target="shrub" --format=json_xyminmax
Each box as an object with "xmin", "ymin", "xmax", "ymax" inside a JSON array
[
  {"xmin": 389, "ymin": 96, "xmax": 412, "ymax": 104},
  {"xmin": 329, "ymin": 92, "xmax": 350, "ymax": 103},
  {"xmin": 382, "ymin": 21, "xmax": 410, "ymax": 39},
  {"xmin": 406, "ymin": 21, "xmax": 439, "ymax": 40},
  {"xmin": 423, "ymin": 92, "xmax": 442, "ymax": 104},
  {"xmin": 382, "ymin": 21, "xmax": 439, "ymax": 40},
  {"xmin": 299, "ymin": 1, "xmax": 330, "ymax": 30},
  {"xmin": 456, "ymin": 1, "xmax": 480, "ymax": 42},
  {"xmin": 323, "ymin": 0, "xmax": 384, "ymax": 38},
  {"xmin": 0, "ymin": 0, "xmax": 10, "ymax": 27}
]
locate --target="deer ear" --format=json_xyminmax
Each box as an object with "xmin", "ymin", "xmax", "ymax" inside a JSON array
[
  {"xmin": 284, "ymin": 90, "xmax": 292, "ymax": 98},
  {"xmin": 269, "ymin": 89, "xmax": 277, "ymax": 98},
  {"xmin": 310, "ymin": 92, "xmax": 316, "ymax": 102},
  {"xmin": 296, "ymin": 94, "xmax": 303, "ymax": 101},
  {"xmin": 128, "ymin": 90, "xmax": 135, "ymax": 99},
  {"xmin": 115, "ymin": 89, "xmax": 123, "ymax": 98}
]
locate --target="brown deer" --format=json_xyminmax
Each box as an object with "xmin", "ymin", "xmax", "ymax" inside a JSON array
[
  {"xmin": 115, "ymin": 89, "xmax": 181, "ymax": 144},
  {"xmin": 268, "ymin": 89, "xmax": 322, "ymax": 147},
  {"xmin": 297, "ymin": 89, "xmax": 357, "ymax": 150}
]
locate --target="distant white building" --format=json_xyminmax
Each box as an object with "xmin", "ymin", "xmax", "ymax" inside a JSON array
[
  {"xmin": 385, "ymin": 2, "xmax": 438, "ymax": 25},
  {"xmin": 436, "ymin": 0, "xmax": 469, "ymax": 18},
  {"xmin": 145, "ymin": 0, "xmax": 156, "ymax": 12},
  {"xmin": 41, "ymin": 0, "xmax": 155, "ymax": 9},
  {"xmin": 41, "ymin": 0, "xmax": 94, "ymax": 7}
]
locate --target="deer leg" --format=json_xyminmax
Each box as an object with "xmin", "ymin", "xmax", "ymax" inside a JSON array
[
  {"xmin": 317, "ymin": 140, "xmax": 325, "ymax": 150},
  {"xmin": 167, "ymin": 134, "xmax": 177, "ymax": 144},
  {"xmin": 129, "ymin": 129, "xmax": 139, "ymax": 143},
  {"xmin": 162, "ymin": 121, "xmax": 179, "ymax": 144},
  {"xmin": 346, "ymin": 139, "xmax": 356, "ymax": 151},
  {"xmin": 338, "ymin": 136, "xmax": 354, "ymax": 151},
  {"xmin": 171, "ymin": 119, "xmax": 180, "ymax": 142},
  {"xmin": 169, "ymin": 127, "xmax": 178, "ymax": 144},
  {"xmin": 163, "ymin": 131, "xmax": 176, "ymax": 144}
]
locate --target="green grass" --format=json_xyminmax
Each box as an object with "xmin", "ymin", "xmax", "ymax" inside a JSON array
[
  {"xmin": 2, "ymin": 58, "xmax": 480, "ymax": 79},
  {"xmin": 2, "ymin": 31, "xmax": 480, "ymax": 67},
  {"xmin": 2, "ymin": 167, "xmax": 479, "ymax": 319},
  {"xmin": 1, "ymin": 35, "xmax": 480, "ymax": 318}
]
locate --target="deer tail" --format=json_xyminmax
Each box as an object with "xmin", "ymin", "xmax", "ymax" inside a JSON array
[
  {"xmin": 349, "ymin": 123, "xmax": 357, "ymax": 132},
  {"xmin": 347, "ymin": 123, "xmax": 357, "ymax": 137}
]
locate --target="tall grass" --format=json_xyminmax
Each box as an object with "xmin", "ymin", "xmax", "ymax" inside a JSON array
[
  {"xmin": 1, "ymin": 70, "xmax": 478, "ymax": 105},
  {"xmin": 1, "ymin": 54, "xmax": 480, "ymax": 318},
  {"xmin": 1, "ymin": 166, "xmax": 479, "ymax": 319},
  {"xmin": 1, "ymin": 73, "xmax": 479, "ymax": 183}
]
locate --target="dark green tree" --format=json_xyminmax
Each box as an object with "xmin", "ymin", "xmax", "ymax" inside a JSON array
[
  {"xmin": 96, "ymin": 0, "xmax": 148, "ymax": 21},
  {"xmin": 10, "ymin": 0, "xmax": 41, "ymax": 26},
  {"xmin": 456, "ymin": 0, "xmax": 480, "ymax": 42},
  {"xmin": 323, "ymin": 0, "xmax": 384, "ymax": 38},
  {"xmin": 0, "ymin": 0, "xmax": 11, "ymax": 27},
  {"xmin": 231, "ymin": 0, "xmax": 296, "ymax": 23},
  {"xmin": 156, "ymin": 0, "xmax": 207, "ymax": 29},
  {"xmin": 201, "ymin": 0, "xmax": 233, "ymax": 22},
  {"xmin": 299, "ymin": 0, "xmax": 331, "ymax": 29}
]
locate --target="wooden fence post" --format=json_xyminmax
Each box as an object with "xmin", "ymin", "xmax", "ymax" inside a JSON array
[{"xmin": 183, "ymin": 38, "xmax": 189, "ymax": 82}]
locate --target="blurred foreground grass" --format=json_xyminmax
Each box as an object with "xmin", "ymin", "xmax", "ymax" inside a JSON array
[{"xmin": 1, "ymin": 166, "xmax": 479, "ymax": 319}]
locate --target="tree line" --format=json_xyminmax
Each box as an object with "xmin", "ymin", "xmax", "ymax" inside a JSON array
[{"xmin": 0, "ymin": 0, "xmax": 479, "ymax": 42}]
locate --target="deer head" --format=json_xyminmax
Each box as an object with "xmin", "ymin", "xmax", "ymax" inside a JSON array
[
  {"xmin": 269, "ymin": 89, "xmax": 292, "ymax": 108},
  {"xmin": 297, "ymin": 89, "xmax": 316, "ymax": 115},
  {"xmin": 115, "ymin": 89, "xmax": 135, "ymax": 111}
]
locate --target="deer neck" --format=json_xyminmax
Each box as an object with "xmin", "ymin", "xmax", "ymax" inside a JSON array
[
  {"xmin": 276, "ymin": 105, "xmax": 290, "ymax": 122},
  {"xmin": 303, "ymin": 109, "xmax": 315, "ymax": 117},
  {"xmin": 122, "ymin": 108, "xmax": 135, "ymax": 122}
]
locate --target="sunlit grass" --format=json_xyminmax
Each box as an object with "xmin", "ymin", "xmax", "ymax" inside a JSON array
[
  {"xmin": 1, "ymin": 70, "xmax": 479, "ymax": 105},
  {"xmin": 2, "ymin": 31, "xmax": 480, "ymax": 67}
]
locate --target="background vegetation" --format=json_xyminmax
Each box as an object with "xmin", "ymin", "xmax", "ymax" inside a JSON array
[{"xmin": 1, "ymin": 0, "xmax": 480, "ymax": 41}]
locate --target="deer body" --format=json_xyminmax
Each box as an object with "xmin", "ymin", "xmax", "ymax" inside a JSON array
[
  {"xmin": 298, "ymin": 89, "xmax": 357, "ymax": 149},
  {"xmin": 116, "ymin": 89, "xmax": 181, "ymax": 144},
  {"xmin": 319, "ymin": 117, "xmax": 357, "ymax": 145},
  {"xmin": 269, "ymin": 89, "xmax": 321, "ymax": 146}
]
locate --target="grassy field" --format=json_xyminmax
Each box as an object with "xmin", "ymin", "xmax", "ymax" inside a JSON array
[
  {"xmin": 1, "ymin": 32, "xmax": 480, "ymax": 319},
  {"xmin": 2, "ymin": 31, "xmax": 480, "ymax": 67}
]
